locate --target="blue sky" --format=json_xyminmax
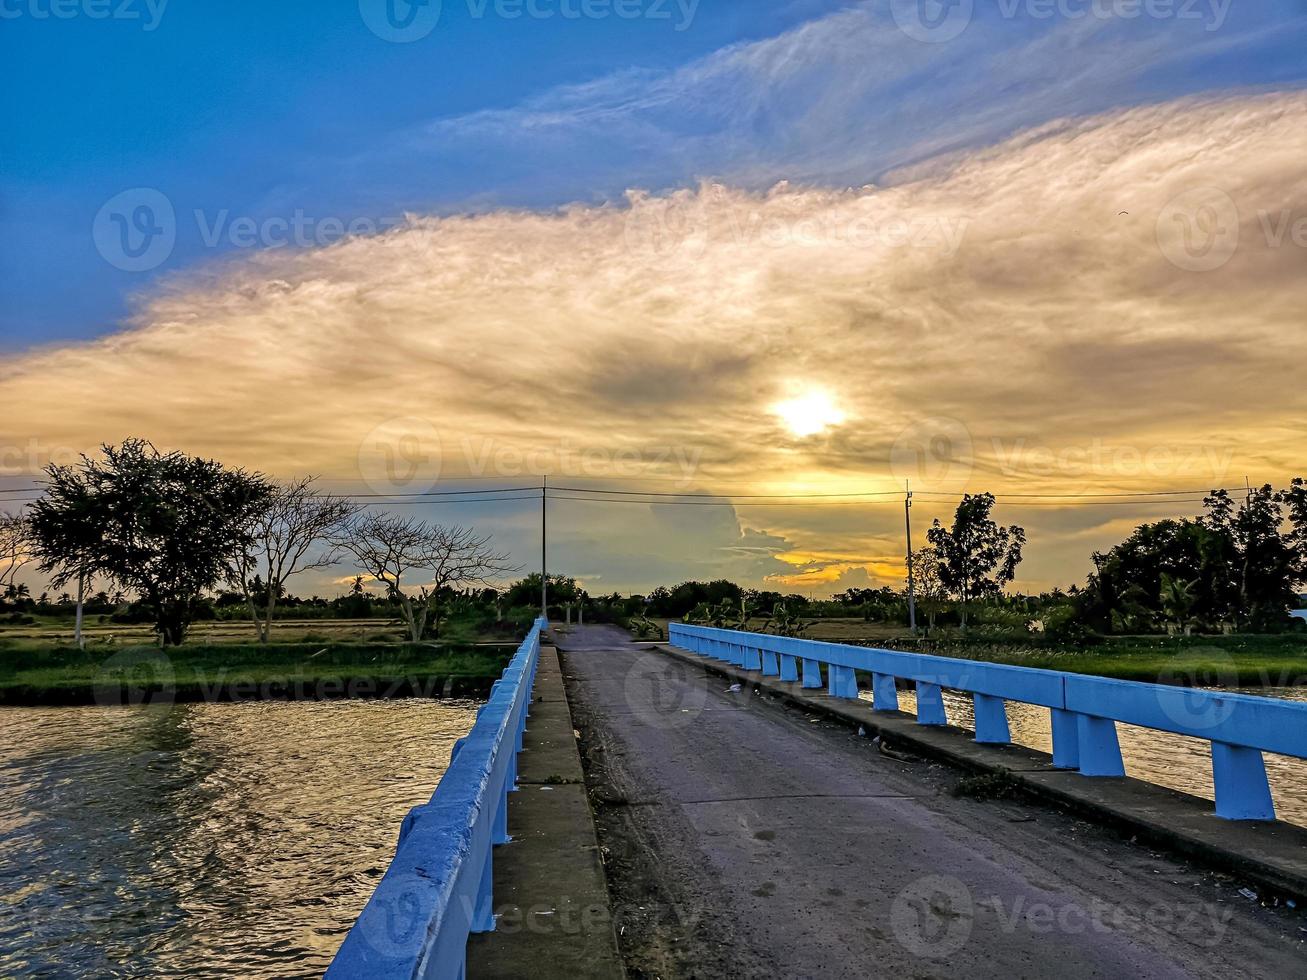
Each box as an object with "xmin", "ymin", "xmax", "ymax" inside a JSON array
[
  {"xmin": 3, "ymin": 0, "xmax": 1305, "ymax": 350},
  {"xmin": 4, "ymin": 1, "xmax": 1307, "ymax": 594}
]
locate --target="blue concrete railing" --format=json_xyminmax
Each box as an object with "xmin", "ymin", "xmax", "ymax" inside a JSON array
[
  {"xmin": 327, "ymin": 618, "xmax": 549, "ymax": 980},
  {"xmin": 669, "ymin": 623, "xmax": 1307, "ymax": 823}
]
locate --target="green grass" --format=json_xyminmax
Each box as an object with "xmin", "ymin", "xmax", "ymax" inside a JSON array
[{"xmin": 0, "ymin": 640, "xmax": 514, "ymax": 705}]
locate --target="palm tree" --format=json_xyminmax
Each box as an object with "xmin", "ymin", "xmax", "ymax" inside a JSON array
[{"xmin": 1160, "ymin": 574, "xmax": 1198, "ymax": 636}]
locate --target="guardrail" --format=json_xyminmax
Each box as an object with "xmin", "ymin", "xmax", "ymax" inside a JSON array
[
  {"xmin": 668, "ymin": 623, "xmax": 1307, "ymax": 823},
  {"xmin": 327, "ymin": 617, "xmax": 549, "ymax": 980}
]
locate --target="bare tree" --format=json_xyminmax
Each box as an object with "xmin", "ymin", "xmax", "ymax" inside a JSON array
[
  {"xmin": 0, "ymin": 512, "xmax": 33, "ymax": 595},
  {"xmin": 233, "ymin": 477, "xmax": 359, "ymax": 642},
  {"xmin": 336, "ymin": 514, "xmax": 516, "ymax": 642}
]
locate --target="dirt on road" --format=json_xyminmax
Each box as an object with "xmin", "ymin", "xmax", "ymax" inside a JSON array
[{"xmin": 556, "ymin": 624, "xmax": 1307, "ymax": 980}]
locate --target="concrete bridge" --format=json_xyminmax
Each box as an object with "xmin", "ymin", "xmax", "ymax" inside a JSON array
[{"xmin": 329, "ymin": 622, "xmax": 1307, "ymax": 979}]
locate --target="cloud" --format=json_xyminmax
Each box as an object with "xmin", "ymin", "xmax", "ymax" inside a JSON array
[
  {"xmin": 356, "ymin": 1, "xmax": 1298, "ymax": 201},
  {"xmin": 4, "ymin": 91, "xmax": 1306, "ymax": 593}
]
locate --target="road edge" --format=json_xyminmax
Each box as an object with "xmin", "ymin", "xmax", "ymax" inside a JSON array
[{"xmin": 654, "ymin": 642, "xmax": 1307, "ymax": 904}]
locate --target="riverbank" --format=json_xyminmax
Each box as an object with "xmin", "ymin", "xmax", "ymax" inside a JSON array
[{"xmin": 0, "ymin": 641, "xmax": 513, "ymax": 706}]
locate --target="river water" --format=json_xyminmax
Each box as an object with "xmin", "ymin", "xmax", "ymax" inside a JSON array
[
  {"xmin": 867, "ymin": 686, "xmax": 1307, "ymax": 826},
  {"xmin": 4, "ymin": 689, "xmax": 1307, "ymax": 976},
  {"xmin": 0, "ymin": 700, "xmax": 478, "ymax": 978}
]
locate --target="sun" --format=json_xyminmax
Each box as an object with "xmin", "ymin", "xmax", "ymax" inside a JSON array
[{"xmin": 772, "ymin": 389, "xmax": 846, "ymax": 438}]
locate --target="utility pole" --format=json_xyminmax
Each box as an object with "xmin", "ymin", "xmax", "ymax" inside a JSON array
[
  {"xmin": 905, "ymin": 481, "xmax": 917, "ymax": 635},
  {"xmin": 541, "ymin": 475, "xmax": 548, "ymax": 621}
]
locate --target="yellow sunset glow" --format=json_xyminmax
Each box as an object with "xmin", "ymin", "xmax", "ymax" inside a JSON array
[{"xmin": 773, "ymin": 390, "xmax": 846, "ymax": 438}]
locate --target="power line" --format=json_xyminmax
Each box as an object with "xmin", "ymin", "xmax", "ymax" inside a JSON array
[
  {"xmin": 545, "ymin": 494, "xmax": 902, "ymax": 507},
  {"xmin": 343, "ymin": 485, "xmax": 540, "ymax": 499},
  {"xmin": 547, "ymin": 485, "xmax": 904, "ymax": 499}
]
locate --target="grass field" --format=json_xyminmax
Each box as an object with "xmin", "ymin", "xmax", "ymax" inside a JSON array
[
  {"xmin": 651, "ymin": 618, "xmax": 1307, "ymax": 688},
  {"xmin": 0, "ymin": 635, "xmax": 516, "ymax": 705}
]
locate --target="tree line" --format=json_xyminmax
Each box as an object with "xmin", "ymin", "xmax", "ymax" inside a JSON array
[
  {"xmin": 3, "ymin": 441, "xmax": 1304, "ymax": 646},
  {"xmin": 2, "ymin": 440, "xmax": 516, "ymax": 646}
]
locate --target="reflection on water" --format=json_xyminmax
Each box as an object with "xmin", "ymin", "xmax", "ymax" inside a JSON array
[
  {"xmin": 861, "ymin": 686, "xmax": 1307, "ymax": 827},
  {"xmin": 0, "ymin": 700, "xmax": 478, "ymax": 978}
]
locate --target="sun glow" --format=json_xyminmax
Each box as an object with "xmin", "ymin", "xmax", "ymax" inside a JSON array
[{"xmin": 772, "ymin": 390, "xmax": 846, "ymax": 438}]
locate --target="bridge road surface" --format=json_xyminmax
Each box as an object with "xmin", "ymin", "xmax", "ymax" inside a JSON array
[{"xmin": 556, "ymin": 625, "xmax": 1306, "ymax": 980}]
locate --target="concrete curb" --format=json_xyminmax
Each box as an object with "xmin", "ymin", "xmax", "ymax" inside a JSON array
[
  {"xmin": 466, "ymin": 645, "xmax": 625, "ymax": 979},
  {"xmin": 655, "ymin": 642, "xmax": 1307, "ymax": 903}
]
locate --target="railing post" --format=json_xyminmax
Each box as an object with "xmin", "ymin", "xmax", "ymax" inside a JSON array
[
  {"xmin": 872, "ymin": 673, "xmax": 899, "ymax": 712},
  {"xmin": 493, "ymin": 785, "xmax": 510, "ymax": 845},
  {"xmin": 742, "ymin": 641, "xmax": 763, "ymax": 672},
  {"xmin": 972, "ymin": 694, "xmax": 1010, "ymax": 744},
  {"xmin": 914, "ymin": 681, "xmax": 947, "ymax": 725},
  {"xmin": 471, "ymin": 846, "xmax": 495, "ymax": 933},
  {"xmin": 778, "ymin": 638, "xmax": 800, "ymax": 683},
  {"xmin": 1212, "ymin": 742, "xmax": 1276, "ymax": 821},
  {"xmin": 1050, "ymin": 708, "xmax": 1081, "ymax": 770},
  {"xmin": 1076, "ymin": 715, "xmax": 1125, "ymax": 777},
  {"xmin": 761, "ymin": 644, "xmax": 780, "ymax": 676},
  {"xmin": 828, "ymin": 664, "xmax": 858, "ymax": 699},
  {"xmin": 801, "ymin": 657, "xmax": 823, "ymax": 689}
]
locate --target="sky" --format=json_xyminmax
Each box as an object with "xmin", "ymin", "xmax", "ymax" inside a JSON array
[{"xmin": 3, "ymin": 0, "xmax": 1307, "ymax": 597}]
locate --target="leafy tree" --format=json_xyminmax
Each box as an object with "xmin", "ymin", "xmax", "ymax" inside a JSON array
[
  {"xmin": 912, "ymin": 546, "xmax": 950, "ymax": 632},
  {"xmin": 1203, "ymin": 487, "xmax": 1298, "ymax": 630},
  {"xmin": 504, "ymin": 574, "xmax": 582, "ymax": 613},
  {"xmin": 1278, "ymin": 478, "xmax": 1307, "ymax": 588},
  {"xmin": 27, "ymin": 440, "xmax": 271, "ymax": 646},
  {"xmin": 925, "ymin": 493, "xmax": 1025, "ymax": 628},
  {"xmin": 1158, "ymin": 573, "xmax": 1198, "ymax": 635},
  {"xmin": 1082, "ymin": 519, "xmax": 1231, "ymax": 633},
  {"xmin": 761, "ymin": 601, "xmax": 816, "ymax": 637}
]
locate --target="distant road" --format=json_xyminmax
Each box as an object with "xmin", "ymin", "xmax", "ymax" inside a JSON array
[{"xmin": 558, "ymin": 624, "xmax": 1305, "ymax": 979}]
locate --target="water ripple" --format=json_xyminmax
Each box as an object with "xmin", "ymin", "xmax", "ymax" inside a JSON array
[{"xmin": 0, "ymin": 700, "xmax": 478, "ymax": 978}]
